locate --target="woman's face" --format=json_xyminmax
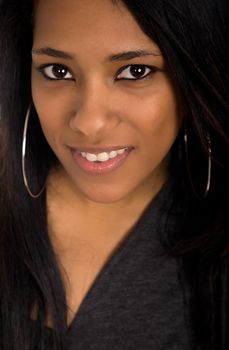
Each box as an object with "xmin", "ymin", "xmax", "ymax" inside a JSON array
[{"xmin": 32, "ymin": 0, "xmax": 182, "ymax": 203}]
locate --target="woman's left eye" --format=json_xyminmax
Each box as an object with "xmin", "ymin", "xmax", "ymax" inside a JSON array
[
  {"xmin": 116, "ymin": 65, "xmax": 155, "ymax": 81},
  {"xmin": 38, "ymin": 64, "xmax": 73, "ymax": 80}
]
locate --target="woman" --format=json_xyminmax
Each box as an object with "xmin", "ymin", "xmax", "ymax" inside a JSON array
[{"xmin": 0, "ymin": 0, "xmax": 228, "ymax": 349}]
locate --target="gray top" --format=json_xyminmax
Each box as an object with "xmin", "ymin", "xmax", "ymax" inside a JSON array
[{"xmin": 36, "ymin": 179, "xmax": 193, "ymax": 349}]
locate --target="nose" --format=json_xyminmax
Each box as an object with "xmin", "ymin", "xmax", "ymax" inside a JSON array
[{"xmin": 69, "ymin": 79, "xmax": 120, "ymax": 138}]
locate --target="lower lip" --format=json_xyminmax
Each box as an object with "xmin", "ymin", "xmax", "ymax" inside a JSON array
[{"xmin": 70, "ymin": 148, "xmax": 133, "ymax": 175}]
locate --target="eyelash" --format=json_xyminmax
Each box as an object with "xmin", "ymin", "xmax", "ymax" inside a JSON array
[
  {"xmin": 36, "ymin": 64, "xmax": 157, "ymax": 82},
  {"xmin": 37, "ymin": 64, "xmax": 74, "ymax": 81}
]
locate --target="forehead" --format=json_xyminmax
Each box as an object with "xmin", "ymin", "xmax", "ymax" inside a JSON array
[{"xmin": 33, "ymin": 0, "xmax": 160, "ymax": 55}]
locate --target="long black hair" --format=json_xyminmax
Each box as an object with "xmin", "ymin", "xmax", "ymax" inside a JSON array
[{"xmin": 0, "ymin": 0, "xmax": 229, "ymax": 349}]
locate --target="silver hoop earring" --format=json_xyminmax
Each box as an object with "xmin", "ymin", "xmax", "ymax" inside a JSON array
[
  {"xmin": 22, "ymin": 104, "xmax": 46, "ymax": 198},
  {"xmin": 184, "ymin": 125, "xmax": 212, "ymax": 200}
]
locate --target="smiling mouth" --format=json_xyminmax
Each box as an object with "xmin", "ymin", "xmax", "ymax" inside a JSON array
[
  {"xmin": 70, "ymin": 146, "xmax": 133, "ymax": 175},
  {"xmin": 79, "ymin": 147, "xmax": 128, "ymax": 162}
]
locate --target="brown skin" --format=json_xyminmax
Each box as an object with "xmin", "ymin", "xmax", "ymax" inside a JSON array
[{"xmin": 31, "ymin": 0, "xmax": 183, "ymax": 326}]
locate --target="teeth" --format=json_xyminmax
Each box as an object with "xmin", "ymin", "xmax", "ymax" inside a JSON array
[
  {"xmin": 80, "ymin": 148, "xmax": 127, "ymax": 162},
  {"xmin": 97, "ymin": 152, "xmax": 110, "ymax": 162},
  {"xmin": 86, "ymin": 153, "xmax": 97, "ymax": 162},
  {"xmin": 109, "ymin": 150, "xmax": 118, "ymax": 158}
]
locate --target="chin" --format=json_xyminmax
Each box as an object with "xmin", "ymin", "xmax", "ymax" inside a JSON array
[{"xmin": 76, "ymin": 183, "xmax": 134, "ymax": 204}]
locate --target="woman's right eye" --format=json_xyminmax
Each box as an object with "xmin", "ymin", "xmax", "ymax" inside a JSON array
[{"xmin": 38, "ymin": 64, "xmax": 74, "ymax": 80}]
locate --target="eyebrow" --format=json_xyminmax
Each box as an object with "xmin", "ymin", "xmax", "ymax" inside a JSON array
[
  {"xmin": 32, "ymin": 47, "xmax": 73, "ymax": 59},
  {"xmin": 108, "ymin": 49, "xmax": 161, "ymax": 61},
  {"xmin": 31, "ymin": 47, "xmax": 161, "ymax": 61}
]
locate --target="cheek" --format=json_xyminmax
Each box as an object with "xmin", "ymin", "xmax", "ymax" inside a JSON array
[
  {"xmin": 129, "ymin": 87, "xmax": 181, "ymax": 142},
  {"xmin": 126, "ymin": 83, "xmax": 182, "ymax": 167},
  {"xmin": 118, "ymin": 73, "xmax": 181, "ymax": 135},
  {"xmin": 31, "ymin": 76, "xmax": 71, "ymax": 144}
]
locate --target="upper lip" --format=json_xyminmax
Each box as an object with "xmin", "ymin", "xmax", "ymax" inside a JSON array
[{"xmin": 69, "ymin": 146, "xmax": 133, "ymax": 154}]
